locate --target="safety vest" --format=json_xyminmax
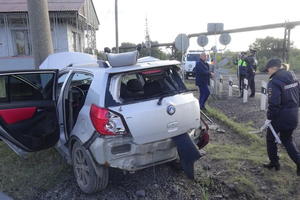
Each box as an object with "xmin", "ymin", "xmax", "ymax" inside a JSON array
[{"xmin": 238, "ymin": 59, "xmax": 247, "ymax": 67}]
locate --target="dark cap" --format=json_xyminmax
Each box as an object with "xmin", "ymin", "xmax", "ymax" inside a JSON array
[{"xmin": 263, "ymin": 58, "xmax": 282, "ymax": 72}]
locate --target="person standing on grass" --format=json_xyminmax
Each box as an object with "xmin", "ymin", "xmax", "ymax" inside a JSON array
[
  {"xmin": 237, "ymin": 52, "xmax": 248, "ymax": 98},
  {"xmin": 262, "ymin": 58, "xmax": 300, "ymax": 176},
  {"xmin": 194, "ymin": 52, "xmax": 214, "ymax": 111}
]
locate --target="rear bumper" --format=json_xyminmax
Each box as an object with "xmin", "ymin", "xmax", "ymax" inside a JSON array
[{"xmin": 89, "ymin": 129, "xmax": 201, "ymax": 171}]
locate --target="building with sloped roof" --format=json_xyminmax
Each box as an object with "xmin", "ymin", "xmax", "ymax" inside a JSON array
[{"xmin": 0, "ymin": 0, "xmax": 99, "ymax": 69}]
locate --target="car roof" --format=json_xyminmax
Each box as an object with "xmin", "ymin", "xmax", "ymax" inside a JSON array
[
  {"xmin": 39, "ymin": 52, "xmax": 97, "ymax": 71},
  {"xmin": 40, "ymin": 52, "xmax": 181, "ymax": 75},
  {"xmin": 44, "ymin": 52, "xmax": 180, "ymax": 74},
  {"xmin": 62, "ymin": 59, "xmax": 180, "ymax": 74},
  {"xmin": 104, "ymin": 59, "xmax": 180, "ymax": 73}
]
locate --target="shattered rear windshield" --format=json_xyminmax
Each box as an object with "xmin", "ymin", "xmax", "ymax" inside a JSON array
[{"xmin": 106, "ymin": 66, "xmax": 187, "ymax": 106}]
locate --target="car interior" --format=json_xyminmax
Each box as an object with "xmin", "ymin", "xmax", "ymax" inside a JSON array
[
  {"xmin": 119, "ymin": 67, "xmax": 186, "ymax": 103},
  {"xmin": 64, "ymin": 73, "xmax": 93, "ymax": 136},
  {"xmin": 0, "ymin": 73, "xmax": 59, "ymax": 151}
]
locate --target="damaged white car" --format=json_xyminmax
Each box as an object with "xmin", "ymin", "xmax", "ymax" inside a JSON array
[{"xmin": 0, "ymin": 51, "xmax": 208, "ymax": 193}]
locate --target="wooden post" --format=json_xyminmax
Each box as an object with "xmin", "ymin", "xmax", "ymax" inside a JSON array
[
  {"xmin": 260, "ymin": 81, "xmax": 267, "ymax": 110},
  {"xmin": 228, "ymin": 76, "xmax": 233, "ymax": 97},
  {"xmin": 214, "ymin": 76, "xmax": 218, "ymax": 95},
  {"xmin": 219, "ymin": 74, "xmax": 223, "ymax": 94},
  {"xmin": 115, "ymin": 0, "xmax": 119, "ymax": 53},
  {"xmin": 210, "ymin": 78, "xmax": 215, "ymax": 94},
  {"xmin": 243, "ymin": 79, "xmax": 248, "ymax": 103}
]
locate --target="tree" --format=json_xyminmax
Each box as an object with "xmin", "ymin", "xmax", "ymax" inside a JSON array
[
  {"xmin": 289, "ymin": 48, "xmax": 300, "ymax": 71},
  {"xmin": 248, "ymin": 37, "xmax": 300, "ymax": 71},
  {"xmin": 119, "ymin": 41, "xmax": 170, "ymax": 60}
]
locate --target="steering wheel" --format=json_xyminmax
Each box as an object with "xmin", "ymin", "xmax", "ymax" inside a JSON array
[
  {"xmin": 70, "ymin": 86, "xmax": 85, "ymax": 106},
  {"xmin": 71, "ymin": 86, "xmax": 85, "ymax": 96}
]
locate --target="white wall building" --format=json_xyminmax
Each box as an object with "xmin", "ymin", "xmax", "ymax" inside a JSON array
[{"xmin": 0, "ymin": 0, "xmax": 99, "ymax": 70}]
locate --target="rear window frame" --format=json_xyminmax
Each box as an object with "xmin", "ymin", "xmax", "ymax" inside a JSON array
[{"xmin": 104, "ymin": 65, "xmax": 188, "ymax": 107}]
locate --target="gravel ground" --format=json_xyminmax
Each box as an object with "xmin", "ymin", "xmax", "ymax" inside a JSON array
[{"xmin": 34, "ymin": 156, "xmax": 233, "ymax": 200}]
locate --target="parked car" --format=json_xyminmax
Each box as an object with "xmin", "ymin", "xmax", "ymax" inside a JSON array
[{"xmin": 0, "ymin": 51, "xmax": 206, "ymax": 193}]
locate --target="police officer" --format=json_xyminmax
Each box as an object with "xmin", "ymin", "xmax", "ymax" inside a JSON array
[
  {"xmin": 262, "ymin": 58, "xmax": 300, "ymax": 176},
  {"xmin": 194, "ymin": 52, "xmax": 214, "ymax": 110},
  {"xmin": 245, "ymin": 49, "xmax": 257, "ymax": 97},
  {"xmin": 237, "ymin": 52, "xmax": 248, "ymax": 97}
]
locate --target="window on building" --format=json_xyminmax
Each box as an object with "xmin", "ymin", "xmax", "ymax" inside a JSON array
[
  {"xmin": 11, "ymin": 30, "xmax": 31, "ymax": 56},
  {"xmin": 72, "ymin": 31, "xmax": 82, "ymax": 52},
  {"xmin": 72, "ymin": 31, "xmax": 77, "ymax": 52},
  {"xmin": 78, "ymin": 34, "xmax": 82, "ymax": 52}
]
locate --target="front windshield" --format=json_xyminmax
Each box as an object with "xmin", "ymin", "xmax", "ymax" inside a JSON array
[{"xmin": 186, "ymin": 54, "xmax": 200, "ymax": 62}]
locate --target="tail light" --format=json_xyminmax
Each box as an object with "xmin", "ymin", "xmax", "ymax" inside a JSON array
[{"xmin": 90, "ymin": 104, "xmax": 127, "ymax": 136}]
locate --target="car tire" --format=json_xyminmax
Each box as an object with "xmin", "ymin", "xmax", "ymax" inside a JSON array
[{"xmin": 72, "ymin": 141, "xmax": 109, "ymax": 194}]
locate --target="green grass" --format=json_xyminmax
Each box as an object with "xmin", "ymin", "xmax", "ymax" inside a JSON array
[
  {"xmin": 202, "ymin": 106, "xmax": 300, "ymax": 199},
  {"xmin": 206, "ymin": 106, "xmax": 261, "ymax": 144},
  {"xmin": 184, "ymin": 81, "xmax": 196, "ymax": 90},
  {"xmin": 0, "ymin": 143, "xmax": 71, "ymax": 200}
]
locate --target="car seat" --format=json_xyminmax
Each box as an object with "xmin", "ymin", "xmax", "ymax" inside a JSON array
[
  {"xmin": 144, "ymin": 81, "xmax": 162, "ymax": 97},
  {"xmin": 126, "ymin": 79, "xmax": 144, "ymax": 99},
  {"xmin": 127, "ymin": 79, "xmax": 143, "ymax": 92}
]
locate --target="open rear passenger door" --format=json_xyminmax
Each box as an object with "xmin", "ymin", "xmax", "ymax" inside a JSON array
[{"xmin": 0, "ymin": 70, "xmax": 59, "ymax": 155}]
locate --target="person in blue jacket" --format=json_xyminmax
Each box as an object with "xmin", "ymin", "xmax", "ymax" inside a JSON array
[
  {"xmin": 194, "ymin": 53, "xmax": 214, "ymax": 110},
  {"xmin": 262, "ymin": 58, "xmax": 300, "ymax": 176}
]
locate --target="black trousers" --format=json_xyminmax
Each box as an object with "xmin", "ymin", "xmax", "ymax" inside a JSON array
[
  {"xmin": 266, "ymin": 128, "xmax": 300, "ymax": 164},
  {"xmin": 239, "ymin": 75, "xmax": 246, "ymax": 95},
  {"xmin": 248, "ymin": 74, "xmax": 255, "ymax": 96}
]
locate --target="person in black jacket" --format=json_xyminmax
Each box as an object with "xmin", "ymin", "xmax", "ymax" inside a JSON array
[
  {"xmin": 262, "ymin": 58, "xmax": 300, "ymax": 176},
  {"xmin": 245, "ymin": 49, "xmax": 257, "ymax": 97},
  {"xmin": 194, "ymin": 53, "xmax": 214, "ymax": 110}
]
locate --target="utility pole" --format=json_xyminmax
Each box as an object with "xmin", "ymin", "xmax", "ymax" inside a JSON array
[
  {"xmin": 27, "ymin": 0, "xmax": 53, "ymax": 69},
  {"xmin": 145, "ymin": 17, "xmax": 151, "ymax": 56},
  {"xmin": 115, "ymin": 0, "xmax": 119, "ymax": 53}
]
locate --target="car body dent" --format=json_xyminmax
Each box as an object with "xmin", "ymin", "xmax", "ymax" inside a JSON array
[{"xmin": 89, "ymin": 128, "xmax": 201, "ymax": 171}]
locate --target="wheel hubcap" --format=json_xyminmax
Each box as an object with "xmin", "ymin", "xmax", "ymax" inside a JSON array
[{"xmin": 74, "ymin": 149, "xmax": 90, "ymax": 187}]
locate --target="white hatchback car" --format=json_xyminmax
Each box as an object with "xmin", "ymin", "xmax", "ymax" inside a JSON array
[{"xmin": 0, "ymin": 51, "xmax": 204, "ymax": 193}]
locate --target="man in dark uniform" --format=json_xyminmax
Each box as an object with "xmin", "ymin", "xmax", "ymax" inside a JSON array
[
  {"xmin": 237, "ymin": 52, "xmax": 248, "ymax": 97},
  {"xmin": 194, "ymin": 53, "xmax": 214, "ymax": 110},
  {"xmin": 262, "ymin": 58, "xmax": 300, "ymax": 176},
  {"xmin": 245, "ymin": 49, "xmax": 257, "ymax": 97}
]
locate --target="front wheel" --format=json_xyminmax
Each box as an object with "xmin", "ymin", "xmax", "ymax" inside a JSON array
[{"xmin": 72, "ymin": 141, "xmax": 109, "ymax": 194}]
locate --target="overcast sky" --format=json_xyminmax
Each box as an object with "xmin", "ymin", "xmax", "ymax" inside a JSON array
[{"xmin": 93, "ymin": 0, "xmax": 300, "ymax": 52}]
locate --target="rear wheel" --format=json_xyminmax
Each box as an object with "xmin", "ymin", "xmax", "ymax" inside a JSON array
[{"xmin": 72, "ymin": 141, "xmax": 109, "ymax": 194}]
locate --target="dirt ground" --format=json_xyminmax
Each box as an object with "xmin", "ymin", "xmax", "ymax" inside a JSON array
[
  {"xmin": 203, "ymin": 73, "xmax": 300, "ymax": 149},
  {"xmin": 1, "ymin": 73, "xmax": 300, "ymax": 200}
]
